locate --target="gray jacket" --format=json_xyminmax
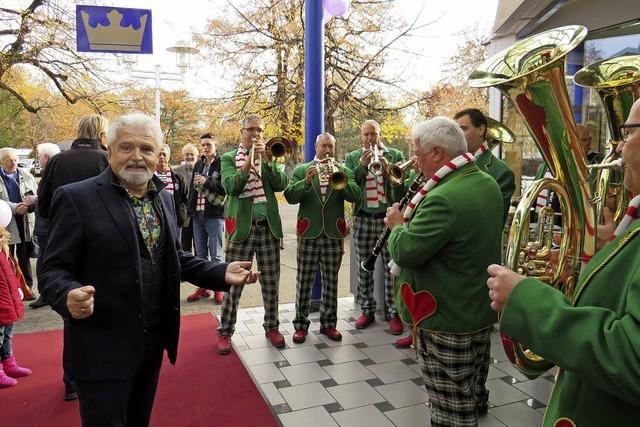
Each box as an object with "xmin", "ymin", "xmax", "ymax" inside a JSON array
[{"xmin": 0, "ymin": 168, "xmax": 38, "ymax": 244}]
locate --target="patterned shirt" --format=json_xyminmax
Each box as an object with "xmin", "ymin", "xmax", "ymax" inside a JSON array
[{"xmin": 124, "ymin": 182, "xmax": 162, "ymax": 254}]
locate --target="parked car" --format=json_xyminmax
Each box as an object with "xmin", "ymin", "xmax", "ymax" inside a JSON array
[
  {"xmin": 18, "ymin": 158, "xmax": 34, "ymax": 171},
  {"xmin": 31, "ymin": 161, "xmax": 42, "ymax": 176}
]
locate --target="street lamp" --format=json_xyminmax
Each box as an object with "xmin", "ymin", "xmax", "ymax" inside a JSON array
[{"xmin": 123, "ymin": 41, "xmax": 200, "ymax": 122}]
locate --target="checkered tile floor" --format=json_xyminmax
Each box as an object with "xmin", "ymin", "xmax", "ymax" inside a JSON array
[{"xmin": 222, "ymin": 296, "xmax": 556, "ymax": 427}]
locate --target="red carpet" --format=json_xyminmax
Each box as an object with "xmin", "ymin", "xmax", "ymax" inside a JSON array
[{"xmin": 0, "ymin": 313, "xmax": 277, "ymax": 427}]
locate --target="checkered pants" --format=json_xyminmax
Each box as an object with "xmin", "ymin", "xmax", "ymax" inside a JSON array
[
  {"xmin": 293, "ymin": 236, "xmax": 344, "ymax": 331},
  {"xmin": 416, "ymin": 327, "xmax": 491, "ymax": 427},
  {"xmin": 352, "ymin": 215, "xmax": 395, "ymax": 318},
  {"xmin": 217, "ymin": 225, "xmax": 281, "ymax": 336}
]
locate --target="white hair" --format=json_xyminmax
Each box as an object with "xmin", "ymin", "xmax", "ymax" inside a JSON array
[
  {"xmin": 0, "ymin": 147, "xmax": 18, "ymax": 161},
  {"xmin": 412, "ymin": 116, "xmax": 467, "ymax": 155},
  {"xmin": 106, "ymin": 113, "xmax": 164, "ymax": 150},
  {"xmin": 37, "ymin": 142, "xmax": 61, "ymax": 158},
  {"xmin": 315, "ymin": 132, "xmax": 336, "ymax": 145}
]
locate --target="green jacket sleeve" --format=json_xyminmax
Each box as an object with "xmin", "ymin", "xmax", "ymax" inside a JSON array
[
  {"xmin": 262, "ymin": 161, "xmax": 288, "ymax": 192},
  {"xmin": 221, "ymin": 153, "xmax": 250, "ymax": 196},
  {"xmin": 338, "ymin": 165, "xmax": 360, "ymax": 203},
  {"xmin": 496, "ymin": 168, "xmax": 515, "ymax": 224},
  {"xmin": 345, "ymin": 152, "xmax": 368, "ymax": 186},
  {"xmin": 284, "ymin": 165, "xmax": 311, "ymax": 204},
  {"xmin": 387, "ymin": 194, "xmax": 455, "ymax": 268},
  {"xmin": 501, "ymin": 277, "xmax": 640, "ymax": 405}
]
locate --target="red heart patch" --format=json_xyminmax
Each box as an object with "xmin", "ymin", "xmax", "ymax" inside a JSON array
[
  {"xmin": 336, "ymin": 218, "xmax": 347, "ymax": 237},
  {"xmin": 297, "ymin": 217, "xmax": 310, "ymax": 236},
  {"xmin": 553, "ymin": 418, "xmax": 576, "ymax": 427},
  {"xmin": 400, "ymin": 282, "xmax": 437, "ymax": 325},
  {"xmin": 225, "ymin": 217, "xmax": 236, "ymax": 236}
]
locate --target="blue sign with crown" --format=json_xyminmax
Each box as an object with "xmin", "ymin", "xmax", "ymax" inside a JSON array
[{"xmin": 76, "ymin": 5, "xmax": 153, "ymax": 54}]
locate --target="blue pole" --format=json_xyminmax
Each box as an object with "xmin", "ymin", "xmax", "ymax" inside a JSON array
[{"xmin": 305, "ymin": 0, "xmax": 324, "ymax": 306}]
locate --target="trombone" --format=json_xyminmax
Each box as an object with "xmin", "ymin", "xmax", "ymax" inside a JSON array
[{"xmin": 317, "ymin": 155, "xmax": 348, "ymax": 190}]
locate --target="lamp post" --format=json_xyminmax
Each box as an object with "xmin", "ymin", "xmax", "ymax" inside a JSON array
[{"xmin": 123, "ymin": 41, "xmax": 199, "ymax": 122}]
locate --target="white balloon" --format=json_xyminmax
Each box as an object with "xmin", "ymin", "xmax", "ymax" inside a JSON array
[
  {"xmin": 0, "ymin": 200, "xmax": 11, "ymax": 228},
  {"xmin": 323, "ymin": 0, "xmax": 350, "ymax": 17},
  {"xmin": 323, "ymin": 6, "xmax": 332, "ymax": 24}
]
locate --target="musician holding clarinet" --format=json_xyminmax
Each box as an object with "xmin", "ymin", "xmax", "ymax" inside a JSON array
[
  {"xmin": 384, "ymin": 117, "xmax": 503, "ymax": 426},
  {"xmin": 345, "ymin": 119, "xmax": 405, "ymax": 334}
]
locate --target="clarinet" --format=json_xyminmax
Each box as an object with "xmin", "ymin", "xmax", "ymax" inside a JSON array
[{"xmin": 360, "ymin": 172, "xmax": 426, "ymax": 272}]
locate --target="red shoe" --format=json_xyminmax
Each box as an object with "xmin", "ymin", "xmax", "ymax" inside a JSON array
[
  {"xmin": 389, "ymin": 317, "xmax": 404, "ymax": 335},
  {"xmin": 355, "ymin": 314, "xmax": 375, "ymax": 329},
  {"xmin": 214, "ymin": 291, "xmax": 224, "ymax": 304},
  {"xmin": 292, "ymin": 329, "xmax": 307, "ymax": 344},
  {"xmin": 320, "ymin": 327, "xmax": 342, "ymax": 341},
  {"xmin": 186, "ymin": 288, "xmax": 212, "ymax": 302},
  {"xmin": 394, "ymin": 334, "xmax": 413, "ymax": 349},
  {"xmin": 266, "ymin": 329, "xmax": 285, "ymax": 348},
  {"xmin": 216, "ymin": 335, "xmax": 232, "ymax": 355}
]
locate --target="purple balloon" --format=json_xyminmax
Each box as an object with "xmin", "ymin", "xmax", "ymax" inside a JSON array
[{"xmin": 323, "ymin": 0, "xmax": 349, "ymax": 17}]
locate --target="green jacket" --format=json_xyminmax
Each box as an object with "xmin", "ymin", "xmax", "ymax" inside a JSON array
[
  {"xmin": 388, "ymin": 163, "xmax": 503, "ymax": 333},
  {"xmin": 344, "ymin": 146, "xmax": 405, "ymax": 215},
  {"xmin": 501, "ymin": 220, "xmax": 640, "ymax": 426},
  {"xmin": 284, "ymin": 161, "xmax": 360, "ymax": 239},
  {"xmin": 475, "ymin": 150, "xmax": 515, "ymax": 225},
  {"xmin": 220, "ymin": 149, "xmax": 288, "ymax": 243}
]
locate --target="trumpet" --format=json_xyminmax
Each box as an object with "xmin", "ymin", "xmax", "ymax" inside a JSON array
[
  {"xmin": 587, "ymin": 159, "xmax": 623, "ymax": 170},
  {"xmin": 266, "ymin": 136, "xmax": 292, "ymax": 159},
  {"xmin": 387, "ymin": 159, "xmax": 415, "ymax": 186},
  {"xmin": 317, "ymin": 155, "xmax": 348, "ymax": 190},
  {"xmin": 368, "ymin": 143, "xmax": 385, "ymax": 175},
  {"xmin": 249, "ymin": 137, "xmax": 262, "ymax": 178}
]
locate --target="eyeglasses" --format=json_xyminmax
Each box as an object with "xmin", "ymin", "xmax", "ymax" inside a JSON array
[
  {"xmin": 619, "ymin": 123, "xmax": 640, "ymax": 143},
  {"xmin": 242, "ymin": 126, "xmax": 263, "ymax": 133}
]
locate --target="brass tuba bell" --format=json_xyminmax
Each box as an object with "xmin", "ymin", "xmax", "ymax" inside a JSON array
[
  {"xmin": 574, "ymin": 54, "xmax": 640, "ymax": 225},
  {"xmin": 469, "ymin": 25, "xmax": 594, "ymax": 379}
]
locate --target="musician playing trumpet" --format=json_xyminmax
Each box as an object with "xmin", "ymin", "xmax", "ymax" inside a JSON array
[
  {"xmin": 345, "ymin": 119, "xmax": 406, "ymax": 334},
  {"xmin": 385, "ymin": 117, "xmax": 503, "ymax": 426},
  {"xmin": 284, "ymin": 133, "xmax": 359, "ymax": 343}
]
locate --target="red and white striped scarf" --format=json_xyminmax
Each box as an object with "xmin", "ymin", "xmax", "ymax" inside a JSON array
[
  {"xmin": 612, "ymin": 194, "xmax": 640, "ymax": 240},
  {"xmin": 236, "ymin": 145, "xmax": 266, "ymax": 203},
  {"xmin": 474, "ymin": 141, "xmax": 489, "ymax": 157},
  {"xmin": 390, "ymin": 152, "xmax": 475, "ymax": 276},
  {"xmin": 155, "ymin": 170, "xmax": 174, "ymax": 195},
  {"xmin": 535, "ymin": 168, "xmax": 554, "ymax": 212},
  {"xmin": 365, "ymin": 145, "xmax": 386, "ymax": 208}
]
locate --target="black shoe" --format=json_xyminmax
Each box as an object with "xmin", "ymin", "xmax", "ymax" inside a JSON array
[
  {"xmin": 64, "ymin": 391, "xmax": 78, "ymax": 401},
  {"xmin": 29, "ymin": 296, "xmax": 48, "ymax": 309}
]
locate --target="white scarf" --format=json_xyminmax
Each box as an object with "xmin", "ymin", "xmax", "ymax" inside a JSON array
[
  {"xmin": 365, "ymin": 145, "xmax": 386, "ymax": 208},
  {"xmin": 235, "ymin": 145, "xmax": 266, "ymax": 203},
  {"xmin": 612, "ymin": 194, "xmax": 640, "ymax": 239},
  {"xmin": 389, "ymin": 153, "xmax": 475, "ymax": 276},
  {"xmin": 474, "ymin": 141, "xmax": 489, "ymax": 157}
]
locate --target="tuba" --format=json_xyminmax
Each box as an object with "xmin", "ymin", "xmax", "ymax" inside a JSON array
[
  {"xmin": 574, "ymin": 54, "xmax": 640, "ymax": 225},
  {"xmin": 469, "ymin": 25, "xmax": 595, "ymax": 379},
  {"xmin": 485, "ymin": 117, "xmax": 516, "ymax": 147}
]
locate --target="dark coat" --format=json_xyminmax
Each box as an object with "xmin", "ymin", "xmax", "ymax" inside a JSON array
[
  {"xmin": 186, "ymin": 155, "xmax": 225, "ymax": 218},
  {"xmin": 41, "ymin": 168, "xmax": 230, "ymax": 381}
]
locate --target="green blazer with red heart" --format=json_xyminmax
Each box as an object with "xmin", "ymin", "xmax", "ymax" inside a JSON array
[
  {"xmin": 220, "ymin": 149, "xmax": 288, "ymax": 243},
  {"xmin": 388, "ymin": 163, "xmax": 503, "ymax": 333},
  {"xmin": 284, "ymin": 161, "xmax": 360, "ymax": 239},
  {"xmin": 499, "ymin": 220, "xmax": 640, "ymax": 426},
  {"xmin": 344, "ymin": 146, "xmax": 405, "ymax": 215}
]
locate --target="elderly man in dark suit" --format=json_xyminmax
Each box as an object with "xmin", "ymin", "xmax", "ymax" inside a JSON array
[{"xmin": 41, "ymin": 113, "xmax": 259, "ymax": 427}]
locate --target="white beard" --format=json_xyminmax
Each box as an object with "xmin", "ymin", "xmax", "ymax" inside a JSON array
[{"xmin": 118, "ymin": 167, "xmax": 154, "ymax": 186}]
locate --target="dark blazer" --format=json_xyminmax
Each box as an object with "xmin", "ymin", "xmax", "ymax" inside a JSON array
[
  {"xmin": 186, "ymin": 155, "xmax": 225, "ymax": 218},
  {"xmin": 41, "ymin": 168, "xmax": 230, "ymax": 382}
]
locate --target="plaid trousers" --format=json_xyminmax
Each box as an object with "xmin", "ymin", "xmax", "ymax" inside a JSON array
[
  {"xmin": 293, "ymin": 235, "xmax": 344, "ymax": 331},
  {"xmin": 416, "ymin": 327, "xmax": 492, "ymax": 427},
  {"xmin": 352, "ymin": 215, "xmax": 396, "ymax": 318},
  {"xmin": 217, "ymin": 225, "xmax": 281, "ymax": 336}
]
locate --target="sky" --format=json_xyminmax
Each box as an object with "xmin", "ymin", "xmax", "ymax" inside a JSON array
[
  {"xmin": 6, "ymin": 0, "xmax": 499, "ymax": 98},
  {"xmin": 87, "ymin": 0, "xmax": 499, "ymax": 98}
]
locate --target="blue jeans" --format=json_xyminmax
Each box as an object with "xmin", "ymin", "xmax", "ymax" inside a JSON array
[
  {"xmin": 192, "ymin": 213, "xmax": 224, "ymax": 262},
  {"xmin": 0, "ymin": 323, "xmax": 14, "ymax": 359}
]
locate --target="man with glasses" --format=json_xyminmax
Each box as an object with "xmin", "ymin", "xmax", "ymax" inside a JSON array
[
  {"xmin": 185, "ymin": 134, "xmax": 226, "ymax": 304},
  {"xmin": 487, "ymin": 99, "xmax": 640, "ymax": 426},
  {"xmin": 216, "ymin": 115, "xmax": 288, "ymax": 354}
]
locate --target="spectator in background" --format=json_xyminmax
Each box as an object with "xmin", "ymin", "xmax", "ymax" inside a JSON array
[
  {"xmin": 36, "ymin": 113, "xmax": 109, "ymax": 402},
  {"xmin": 155, "ymin": 144, "xmax": 188, "ymax": 230},
  {"xmin": 173, "ymin": 143, "xmax": 199, "ymax": 252},
  {"xmin": 29, "ymin": 142, "xmax": 61, "ymax": 309},
  {"xmin": 0, "ymin": 147, "xmax": 38, "ymax": 298},
  {"xmin": 185, "ymin": 134, "xmax": 226, "ymax": 304}
]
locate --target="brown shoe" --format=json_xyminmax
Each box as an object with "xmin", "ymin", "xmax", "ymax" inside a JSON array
[
  {"xmin": 216, "ymin": 335, "xmax": 232, "ymax": 355},
  {"xmin": 320, "ymin": 327, "xmax": 342, "ymax": 341},
  {"xmin": 266, "ymin": 329, "xmax": 285, "ymax": 348},
  {"xmin": 292, "ymin": 329, "xmax": 307, "ymax": 344},
  {"xmin": 355, "ymin": 314, "xmax": 375, "ymax": 329}
]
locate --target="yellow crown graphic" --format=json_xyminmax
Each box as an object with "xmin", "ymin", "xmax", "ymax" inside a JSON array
[{"xmin": 81, "ymin": 9, "xmax": 148, "ymax": 52}]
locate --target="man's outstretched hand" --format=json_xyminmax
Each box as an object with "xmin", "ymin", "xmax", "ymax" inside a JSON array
[{"xmin": 225, "ymin": 261, "xmax": 260, "ymax": 286}]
